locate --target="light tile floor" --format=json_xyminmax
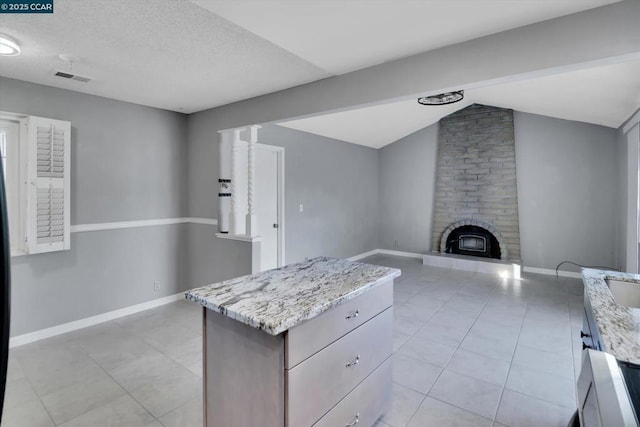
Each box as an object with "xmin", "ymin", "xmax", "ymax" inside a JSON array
[{"xmin": 2, "ymin": 254, "xmax": 583, "ymax": 426}]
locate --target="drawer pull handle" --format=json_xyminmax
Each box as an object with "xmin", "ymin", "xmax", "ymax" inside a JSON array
[
  {"xmin": 346, "ymin": 309, "xmax": 360, "ymax": 319},
  {"xmin": 346, "ymin": 355, "xmax": 360, "ymax": 368},
  {"xmin": 346, "ymin": 413, "xmax": 360, "ymax": 426}
]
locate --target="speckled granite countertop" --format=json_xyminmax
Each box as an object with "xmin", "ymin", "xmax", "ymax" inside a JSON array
[
  {"xmin": 185, "ymin": 256, "xmax": 401, "ymax": 336},
  {"xmin": 583, "ymin": 268, "xmax": 640, "ymax": 365}
]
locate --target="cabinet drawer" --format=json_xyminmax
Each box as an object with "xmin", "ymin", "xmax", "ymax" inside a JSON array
[
  {"xmin": 313, "ymin": 357, "xmax": 391, "ymax": 427},
  {"xmin": 286, "ymin": 279, "xmax": 393, "ymax": 369},
  {"xmin": 286, "ymin": 308, "xmax": 393, "ymax": 427}
]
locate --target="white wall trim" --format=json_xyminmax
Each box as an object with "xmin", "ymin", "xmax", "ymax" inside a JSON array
[
  {"xmin": 186, "ymin": 217, "xmax": 218, "ymax": 226},
  {"xmin": 9, "ymin": 292, "xmax": 185, "ymax": 348},
  {"xmin": 70, "ymin": 217, "xmax": 218, "ymax": 233},
  {"xmin": 521, "ymin": 266, "xmax": 583, "ymax": 279}
]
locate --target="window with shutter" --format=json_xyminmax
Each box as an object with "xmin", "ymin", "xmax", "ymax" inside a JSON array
[{"xmin": 26, "ymin": 116, "xmax": 70, "ymax": 254}]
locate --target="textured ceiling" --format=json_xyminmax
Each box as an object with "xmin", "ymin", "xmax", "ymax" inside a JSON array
[
  {"xmin": 278, "ymin": 59, "xmax": 640, "ymax": 149},
  {"xmin": 0, "ymin": 0, "xmax": 328, "ymax": 113},
  {"xmin": 0, "ymin": 0, "xmax": 622, "ymax": 113}
]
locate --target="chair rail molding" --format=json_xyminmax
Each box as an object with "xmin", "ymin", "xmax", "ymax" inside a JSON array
[{"xmin": 70, "ymin": 217, "xmax": 217, "ymax": 233}]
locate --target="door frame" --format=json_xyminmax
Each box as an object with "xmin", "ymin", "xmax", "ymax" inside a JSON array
[{"xmin": 256, "ymin": 143, "xmax": 285, "ymax": 267}]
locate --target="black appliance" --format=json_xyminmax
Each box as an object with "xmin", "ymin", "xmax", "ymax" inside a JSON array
[{"xmin": 0, "ymin": 159, "xmax": 11, "ymax": 421}]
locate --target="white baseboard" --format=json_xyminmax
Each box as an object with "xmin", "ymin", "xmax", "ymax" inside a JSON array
[
  {"xmin": 9, "ymin": 292, "xmax": 185, "ymax": 348},
  {"xmin": 522, "ymin": 266, "xmax": 583, "ymax": 279},
  {"xmin": 347, "ymin": 249, "xmax": 381, "ymax": 261},
  {"xmin": 377, "ymin": 249, "xmax": 423, "ymax": 259},
  {"xmin": 348, "ymin": 248, "xmax": 434, "ymax": 261}
]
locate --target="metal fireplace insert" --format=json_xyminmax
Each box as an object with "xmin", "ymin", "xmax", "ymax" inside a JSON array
[{"xmin": 444, "ymin": 225, "xmax": 501, "ymax": 259}]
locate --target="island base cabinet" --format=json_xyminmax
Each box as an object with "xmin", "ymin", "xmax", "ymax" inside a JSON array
[
  {"xmin": 313, "ymin": 357, "xmax": 391, "ymax": 427},
  {"xmin": 202, "ymin": 279, "xmax": 394, "ymax": 427},
  {"xmin": 204, "ymin": 308, "xmax": 285, "ymax": 427}
]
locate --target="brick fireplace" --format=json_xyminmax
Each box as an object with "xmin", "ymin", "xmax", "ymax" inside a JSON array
[{"xmin": 431, "ymin": 104, "xmax": 521, "ymax": 261}]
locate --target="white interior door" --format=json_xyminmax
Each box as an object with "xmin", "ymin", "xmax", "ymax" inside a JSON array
[{"xmin": 255, "ymin": 145, "xmax": 282, "ymax": 271}]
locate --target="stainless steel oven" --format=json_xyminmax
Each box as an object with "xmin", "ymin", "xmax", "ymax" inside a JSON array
[{"xmin": 574, "ymin": 349, "xmax": 638, "ymax": 427}]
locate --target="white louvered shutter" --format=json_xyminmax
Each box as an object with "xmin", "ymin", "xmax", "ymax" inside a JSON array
[{"xmin": 26, "ymin": 116, "xmax": 71, "ymax": 254}]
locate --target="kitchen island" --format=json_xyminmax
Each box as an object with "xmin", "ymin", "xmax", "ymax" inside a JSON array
[{"xmin": 185, "ymin": 256, "xmax": 401, "ymax": 427}]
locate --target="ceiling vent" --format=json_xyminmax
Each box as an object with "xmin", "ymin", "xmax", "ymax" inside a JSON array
[{"xmin": 52, "ymin": 70, "xmax": 92, "ymax": 83}]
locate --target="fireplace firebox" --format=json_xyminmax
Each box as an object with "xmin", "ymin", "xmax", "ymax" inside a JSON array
[{"xmin": 444, "ymin": 225, "xmax": 501, "ymax": 259}]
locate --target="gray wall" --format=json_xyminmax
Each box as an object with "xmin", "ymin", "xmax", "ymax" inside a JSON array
[
  {"xmin": 5, "ymin": 0, "xmax": 636, "ymax": 335},
  {"xmin": 0, "ymin": 77, "xmax": 188, "ymax": 224},
  {"xmin": 258, "ymin": 124, "xmax": 379, "ymax": 263},
  {"xmin": 181, "ymin": 1, "xmax": 637, "ymax": 277},
  {"xmin": 0, "ymin": 77, "xmax": 251, "ymax": 336},
  {"xmin": 186, "ymin": 116, "xmax": 380, "ymax": 264},
  {"xmin": 379, "ymin": 124, "xmax": 438, "ymax": 254},
  {"xmin": 378, "ymin": 112, "xmax": 619, "ymax": 271},
  {"xmin": 514, "ymin": 112, "xmax": 618, "ymax": 271},
  {"xmin": 187, "ymin": 224, "xmax": 252, "ymax": 289},
  {"xmin": 11, "ymin": 226, "xmax": 186, "ymax": 335}
]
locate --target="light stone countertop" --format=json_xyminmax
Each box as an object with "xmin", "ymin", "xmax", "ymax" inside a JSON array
[
  {"xmin": 185, "ymin": 256, "xmax": 401, "ymax": 336},
  {"xmin": 582, "ymin": 268, "xmax": 640, "ymax": 365}
]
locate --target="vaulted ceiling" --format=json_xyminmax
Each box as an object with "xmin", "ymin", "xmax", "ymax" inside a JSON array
[
  {"xmin": 278, "ymin": 59, "xmax": 640, "ymax": 148},
  {"xmin": 0, "ymin": 0, "xmax": 636, "ymax": 147}
]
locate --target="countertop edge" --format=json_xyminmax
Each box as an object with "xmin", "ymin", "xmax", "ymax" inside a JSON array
[{"xmin": 185, "ymin": 259, "xmax": 401, "ymax": 336}]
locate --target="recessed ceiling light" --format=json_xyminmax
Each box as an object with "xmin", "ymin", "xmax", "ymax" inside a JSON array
[
  {"xmin": 0, "ymin": 34, "xmax": 20, "ymax": 56},
  {"xmin": 418, "ymin": 90, "xmax": 464, "ymax": 106}
]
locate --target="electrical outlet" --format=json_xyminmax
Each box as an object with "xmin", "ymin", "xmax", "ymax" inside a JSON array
[
  {"xmin": 153, "ymin": 280, "xmax": 160, "ymax": 292},
  {"xmin": 299, "ymin": 204, "xmax": 304, "ymax": 213}
]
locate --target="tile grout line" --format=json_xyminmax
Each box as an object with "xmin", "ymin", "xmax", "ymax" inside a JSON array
[
  {"xmin": 491, "ymin": 284, "xmax": 579, "ymax": 421},
  {"xmin": 7, "ymin": 301, "xmax": 201, "ymax": 427},
  {"xmin": 14, "ymin": 342, "xmax": 125, "ymax": 426},
  {"xmin": 388, "ymin": 266, "xmax": 433, "ymax": 426},
  {"xmin": 439, "ymin": 279, "xmax": 512, "ymax": 424},
  {"xmin": 403, "ymin": 270, "xmax": 495, "ymax": 426},
  {"xmin": 65, "ymin": 326, "xmax": 158, "ymax": 426},
  {"xmin": 10, "ymin": 357, "xmax": 58, "ymax": 426},
  {"xmin": 105, "ymin": 319, "xmax": 201, "ymax": 421},
  {"xmin": 391, "ymin": 268, "xmax": 451, "ymax": 425},
  {"xmin": 488, "ymin": 281, "xmax": 528, "ymax": 425}
]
